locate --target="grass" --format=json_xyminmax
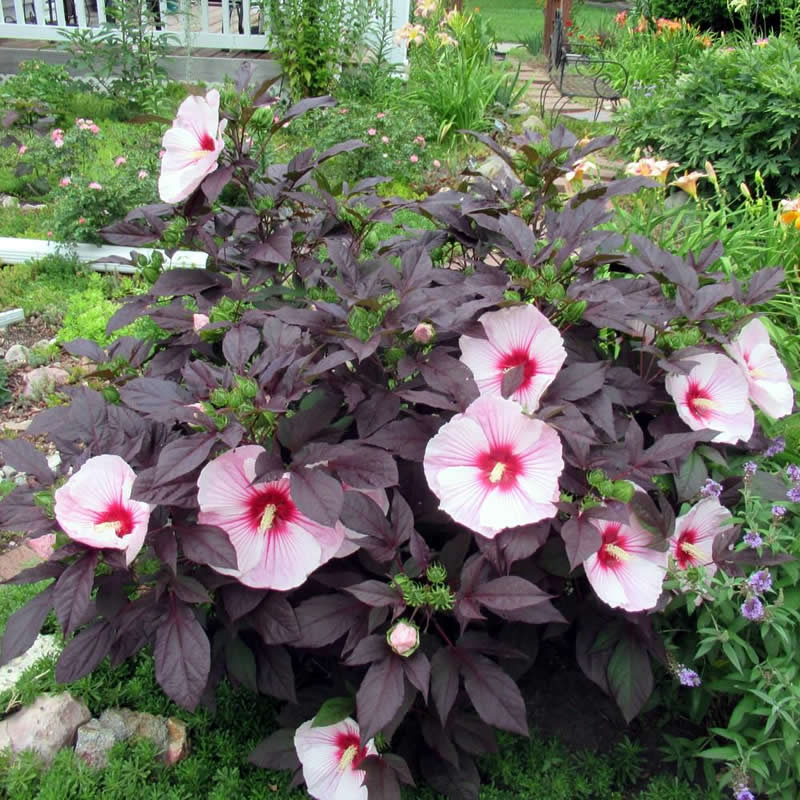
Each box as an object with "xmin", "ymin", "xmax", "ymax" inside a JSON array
[{"xmin": 478, "ymin": 0, "xmax": 617, "ymax": 44}]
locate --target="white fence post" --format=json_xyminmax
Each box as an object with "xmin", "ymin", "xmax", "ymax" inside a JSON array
[{"xmin": 388, "ymin": 0, "xmax": 409, "ymax": 67}]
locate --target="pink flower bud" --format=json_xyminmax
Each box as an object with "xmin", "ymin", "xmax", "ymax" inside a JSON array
[
  {"xmin": 368, "ymin": 128, "xmax": 377, "ymax": 136},
  {"xmin": 433, "ymin": 159, "xmax": 441, "ymax": 168},
  {"xmin": 409, "ymin": 154, "xmax": 419, "ymax": 163},
  {"xmin": 159, "ymin": 149, "xmax": 166, "ymax": 159},
  {"xmin": 387, "ymin": 621, "xmax": 419, "ymax": 657},
  {"xmin": 59, "ymin": 176, "xmax": 71, "ymax": 187},
  {"xmin": 88, "ymin": 181, "xmax": 103, "ymax": 190},
  {"xmin": 78, "ymin": 217, "xmax": 86, "ymax": 224},
  {"xmin": 413, "ymin": 322, "xmax": 435, "ymax": 343},
  {"xmin": 414, "ymin": 135, "xmax": 426, "ymax": 146},
  {"xmin": 89, "ymin": 124, "xmax": 100, "ymax": 134},
  {"xmin": 193, "ymin": 313, "xmax": 210, "ymax": 332},
  {"xmin": 381, "ymin": 136, "xmax": 389, "ymax": 144},
  {"xmin": 17, "ymin": 145, "xmax": 27, "ymax": 155},
  {"xmin": 54, "ymin": 138, "xmax": 64, "ymax": 148},
  {"xmin": 114, "ymin": 156, "xmax": 127, "ymax": 166},
  {"xmin": 47, "ymin": 231, "xmax": 53, "ymax": 238},
  {"xmin": 376, "ymin": 112, "xmax": 386, "ymax": 119},
  {"xmin": 138, "ymin": 169, "xmax": 149, "ymax": 180}
]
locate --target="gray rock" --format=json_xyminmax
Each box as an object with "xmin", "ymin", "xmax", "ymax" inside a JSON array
[
  {"xmin": 22, "ymin": 366, "xmax": 69, "ymax": 398},
  {"xmin": 0, "ymin": 195, "xmax": 19, "ymax": 208},
  {"xmin": 32, "ymin": 338, "xmax": 56, "ymax": 351},
  {"xmin": 46, "ymin": 452, "xmax": 61, "ymax": 472},
  {"xmin": 0, "ymin": 465, "xmax": 15, "ymax": 479},
  {"xmin": 0, "ymin": 635, "xmax": 59, "ymax": 694},
  {"xmin": 522, "ymin": 114, "xmax": 547, "ymax": 133},
  {"xmin": 74, "ymin": 719, "xmax": 119, "ymax": 769},
  {"xmin": 14, "ymin": 473, "xmax": 27, "ymax": 487},
  {"xmin": 0, "ymin": 692, "xmax": 91, "ymax": 766},
  {"xmin": 1, "ymin": 420, "xmax": 31, "ymax": 433},
  {"xmin": 3, "ymin": 344, "xmax": 30, "ymax": 367},
  {"xmin": 475, "ymin": 154, "xmax": 518, "ymax": 186}
]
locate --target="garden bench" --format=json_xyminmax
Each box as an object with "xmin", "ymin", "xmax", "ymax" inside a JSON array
[{"xmin": 539, "ymin": 9, "xmax": 627, "ymax": 122}]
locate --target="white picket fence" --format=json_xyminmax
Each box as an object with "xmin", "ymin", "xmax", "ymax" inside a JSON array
[{"xmin": 0, "ymin": 0, "xmax": 409, "ymax": 63}]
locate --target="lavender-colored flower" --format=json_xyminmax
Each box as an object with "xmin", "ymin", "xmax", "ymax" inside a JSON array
[
  {"xmin": 743, "ymin": 530, "xmax": 763, "ymax": 548},
  {"xmin": 743, "ymin": 461, "xmax": 758, "ymax": 478},
  {"xmin": 677, "ymin": 667, "xmax": 701, "ymax": 687},
  {"xmin": 787, "ymin": 486, "xmax": 800, "ymax": 503},
  {"xmin": 787, "ymin": 464, "xmax": 800, "ymax": 484},
  {"xmin": 734, "ymin": 788, "xmax": 755, "ymax": 800},
  {"xmin": 748, "ymin": 570, "xmax": 772, "ymax": 594},
  {"xmin": 772, "ymin": 505, "xmax": 786, "ymax": 518},
  {"xmin": 764, "ymin": 437, "xmax": 785, "ymax": 457},
  {"xmin": 699, "ymin": 479, "xmax": 723, "ymax": 499},
  {"xmin": 741, "ymin": 596, "xmax": 765, "ymax": 622}
]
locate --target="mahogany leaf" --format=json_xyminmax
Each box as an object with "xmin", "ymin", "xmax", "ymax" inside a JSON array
[
  {"xmin": 356, "ymin": 655, "xmax": 406, "ymax": 741},
  {"xmin": 290, "ymin": 467, "xmax": 343, "ymax": 527},
  {"xmin": 178, "ymin": 524, "xmax": 239, "ymax": 571},
  {"xmin": 0, "ymin": 585, "xmax": 55, "ymax": 666},
  {"xmin": 560, "ymin": 516, "xmax": 602, "ymax": 570},
  {"xmin": 251, "ymin": 594, "xmax": 300, "ymax": 645},
  {"xmin": 54, "ymin": 551, "xmax": 99, "ymax": 636},
  {"xmin": 0, "ymin": 439, "xmax": 53, "ymax": 485},
  {"xmin": 55, "ymin": 621, "xmax": 115, "ymax": 683},
  {"xmin": 256, "ymin": 645, "xmax": 297, "ymax": 703},
  {"xmin": 430, "ymin": 646, "xmax": 460, "ymax": 725},
  {"xmin": 460, "ymin": 652, "xmax": 528, "ymax": 736},
  {"xmin": 607, "ymin": 632, "xmax": 653, "ymax": 723}
]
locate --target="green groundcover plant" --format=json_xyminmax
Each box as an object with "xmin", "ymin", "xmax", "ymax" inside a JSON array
[{"xmin": 0, "ymin": 65, "xmax": 795, "ymax": 799}]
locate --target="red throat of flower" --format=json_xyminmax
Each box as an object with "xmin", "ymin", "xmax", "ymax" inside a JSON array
[
  {"xmin": 498, "ymin": 348, "xmax": 538, "ymax": 392},
  {"xmin": 94, "ymin": 501, "xmax": 135, "ymax": 538},
  {"xmin": 335, "ymin": 731, "xmax": 367, "ymax": 772},
  {"xmin": 199, "ymin": 132, "xmax": 216, "ymax": 152},
  {"xmin": 596, "ymin": 523, "xmax": 631, "ymax": 571},
  {"xmin": 685, "ymin": 381, "xmax": 715, "ymax": 421},
  {"xmin": 248, "ymin": 485, "xmax": 296, "ymax": 536},
  {"xmin": 476, "ymin": 445, "xmax": 521, "ymax": 490},
  {"xmin": 675, "ymin": 528, "xmax": 704, "ymax": 568}
]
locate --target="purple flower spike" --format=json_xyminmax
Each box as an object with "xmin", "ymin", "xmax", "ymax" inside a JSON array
[
  {"xmin": 735, "ymin": 788, "xmax": 755, "ymax": 800},
  {"xmin": 747, "ymin": 570, "xmax": 772, "ymax": 594},
  {"xmin": 772, "ymin": 505, "xmax": 786, "ymax": 518},
  {"xmin": 700, "ymin": 479, "xmax": 723, "ymax": 499},
  {"xmin": 741, "ymin": 596, "xmax": 765, "ymax": 622},
  {"xmin": 743, "ymin": 461, "xmax": 758, "ymax": 478},
  {"xmin": 787, "ymin": 486, "xmax": 800, "ymax": 503},
  {"xmin": 787, "ymin": 464, "xmax": 800, "ymax": 483},
  {"xmin": 743, "ymin": 531, "xmax": 763, "ymax": 548},
  {"xmin": 764, "ymin": 437, "xmax": 785, "ymax": 457},
  {"xmin": 677, "ymin": 667, "xmax": 701, "ymax": 687}
]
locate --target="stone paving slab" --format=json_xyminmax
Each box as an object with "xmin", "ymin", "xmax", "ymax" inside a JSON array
[{"xmin": 0, "ymin": 544, "xmax": 41, "ymax": 582}]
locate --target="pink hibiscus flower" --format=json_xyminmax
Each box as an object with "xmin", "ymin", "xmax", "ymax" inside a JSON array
[
  {"xmin": 294, "ymin": 717, "xmax": 377, "ymax": 800},
  {"xmin": 584, "ymin": 513, "xmax": 667, "ymax": 612},
  {"xmin": 723, "ymin": 318, "xmax": 793, "ymax": 419},
  {"xmin": 158, "ymin": 89, "xmax": 226, "ymax": 204},
  {"xmin": 423, "ymin": 394, "xmax": 563, "ymax": 538},
  {"xmin": 197, "ymin": 446, "xmax": 344, "ymax": 590},
  {"xmin": 54, "ymin": 454, "xmax": 152, "ymax": 565},
  {"xmin": 459, "ymin": 304, "xmax": 567, "ymax": 411},
  {"xmin": 670, "ymin": 496, "xmax": 732, "ymax": 574},
  {"xmin": 665, "ymin": 352, "xmax": 754, "ymax": 444}
]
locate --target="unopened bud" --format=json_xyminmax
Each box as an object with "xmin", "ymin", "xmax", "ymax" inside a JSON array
[
  {"xmin": 387, "ymin": 620, "xmax": 420, "ymax": 657},
  {"xmin": 413, "ymin": 322, "xmax": 435, "ymax": 344},
  {"xmin": 193, "ymin": 313, "xmax": 210, "ymax": 332}
]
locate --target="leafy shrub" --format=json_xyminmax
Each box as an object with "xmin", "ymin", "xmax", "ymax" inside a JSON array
[
  {"xmin": 0, "ymin": 83, "xmax": 790, "ymax": 800},
  {"xmin": 646, "ymin": 0, "xmax": 782, "ymax": 30},
  {"xmin": 0, "ymin": 61, "xmax": 76, "ymax": 117},
  {"xmin": 617, "ymin": 36, "xmax": 800, "ymax": 199}
]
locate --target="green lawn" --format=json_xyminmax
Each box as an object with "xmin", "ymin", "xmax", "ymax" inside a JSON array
[{"xmin": 477, "ymin": 0, "xmax": 617, "ymax": 43}]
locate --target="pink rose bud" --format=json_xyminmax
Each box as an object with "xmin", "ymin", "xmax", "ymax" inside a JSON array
[
  {"xmin": 138, "ymin": 169, "xmax": 149, "ymax": 180},
  {"xmin": 78, "ymin": 217, "xmax": 86, "ymax": 224},
  {"xmin": 59, "ymin": 176, "xmax": 71, "ymax": 187},
  {"xmin": 368, "ymin": 128, "xmax": 377, "ymax": 136},
  {"xmin": 414, "ymin": 135, "xmax": 426, "ymax": 146},
  {"xmin": 114, "ymin": 156, "xmax": 127, "ymax": 166},
  {"xmin": 88, "ymin": 181, "xmax": 103, "ymax": 190},
  {"xmin": 409, "ymin": 154, "xmax": 419, "ymax": 163},
  {"xmin": 47, "ymin": 231, "xmax": 53, "ymax": 238},
  {"xmin": 387, "ymin": 621, "xmax": 419, "ymax": 657},
  {"xmin": 433, "ymin": 159, "xmax": 441, "ymax": 168},
  {"xmin": 54, "ymin": 138, "xmax": 64, "ymax": 148},
  {"xmin": 159, "ymin": 149, "xmax": 166, "ymax": 159},
  {"xmin": 381, "ymin": 136, "xmax": 389, "ymax": 144},
  {"xmin": 376, "ymin": 112, "xmax": 386, "ymax": 119},
  {"xmin": 193, "ymin": 313, "xmax": 210, "ymax": 332},
  {"xmin": 89, "ymin": 124, "xmax": 100, "ymax": 134},
  {"xmin": 18, "ymin": 145, "xmax": 27, "ymax": 155},
  {"xmin": 413, "ymin": 322, "xmax": 435, "ymax": 343}
]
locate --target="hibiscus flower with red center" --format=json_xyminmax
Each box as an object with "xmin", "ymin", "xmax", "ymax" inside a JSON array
[{"xmin": 669, "ymin": 496, "xmax": 732, "ymax": 574}]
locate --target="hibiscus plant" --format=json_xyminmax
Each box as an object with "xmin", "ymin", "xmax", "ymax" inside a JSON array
[{"xmin": 0, "ymin": 71, "xmax": 793, "ymax": 800}]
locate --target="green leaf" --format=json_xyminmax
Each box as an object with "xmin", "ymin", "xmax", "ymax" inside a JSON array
[
  {"xmin": 728, "ymin": 695, "xmax": 756, "ymax": 728},
  {"xmin": 698, "ymin": 745, "xmax": 739, "ymax": 761},
  {"xmin": 312, "ymin": 696, "xmax": 355, "ymax": 728}
]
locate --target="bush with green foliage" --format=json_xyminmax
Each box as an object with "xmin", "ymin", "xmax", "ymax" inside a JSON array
[
  {"xmin": 617, "ymin": 36, "xmax": 800, "ymax": 200},
  {"xmin": 644, "ymin": 0, "xmax": 782, "ymax": 31}
]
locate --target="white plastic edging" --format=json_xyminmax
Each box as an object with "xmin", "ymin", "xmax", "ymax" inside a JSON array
[
  {"xmin": 0, "ymin": 308, "xmax": 24, "ymax": 328},
  {"xmin": 0, "ymin": 236, "xmax": 207, "ymax": 274}
]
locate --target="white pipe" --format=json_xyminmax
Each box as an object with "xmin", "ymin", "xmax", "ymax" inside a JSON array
[
  {"xmin": 0, "ymin": 308, "xmax": 24, "ymax": 328},
  {"xmin": 0, "ymin": 237, "xmax": 207, "ymax": 274}
]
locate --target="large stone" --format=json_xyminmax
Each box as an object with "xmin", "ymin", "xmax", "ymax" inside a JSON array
[
  {"xmin": 22, "ymin": 366, "xmax": 70, "ymax": 398},
  {"xmin": 522, "ymin": 114, "xmax": 547, "ymax": 133},
  {"xmin": 0, "ymin": 692, "xmax": 91, "ymax": 766},
  {"xmin": 3, "ymin": 344, "xmax": 30, "ymax": 367},
  {"xmin": 75, "ymin": 709, "xmax": 187, "ymax": 769},
  {"xmin": 475, "ymin": 154, "xmax": 518, "ymax": 186},
  {"xmin": 0, "ymin": 634, "xmax": 59, "ymax": 694}
]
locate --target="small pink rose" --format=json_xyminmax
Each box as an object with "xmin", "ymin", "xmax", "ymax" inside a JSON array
[
  {"xmin": 433, "ymin": 159, "xmax": 441, "ymax": 168},
  {"xmin": 138, "ymin": 169, "xmax": 149, "ymax": 179},
  {"xmin": 387, "ymin": 621, "xmax": 419, "ymax": 657},
  {"xmin": 381, "ymin": 136, "xmax": 389, "ymax": 144},
  {"xmin": 340, "ymin": 108, "xmax": 349, "ymax": 114},
  {"xmin": 274, "ymin": 115, "xmax": 280, "ymax": 124},
  {"xmin": 88, "ymin": 181, "xmax": 103, "ymax": 190},
  {"xmin": 159, "ymin": 149, "xmax": 166, "ymax": 159},
  {"xmin": 368, "ymin": 128, "xmax": 377, "ymax": 136},
  {"xmin": 59, "ymin": 176, "xmax": 71, "ymax": 187},
  {"xmin": 414, "ymin": 135, "xmax": 426, "ymax": 146},
  {"xmin": 78, "ymin": 217, "xmax": 87, "ymax": 224},
  {"xmin": 89, "ymin": 124, "xmax": 100, "ymax": 134},
  {"xmin": 409, "ymin": 154, "xmax": 419, "ymax": 163},
  {"xmin": 18, "ymin": 145, "xmax": 27, "ymax": 155},
  {"xmin": 47, "ymin": 231, "xmax": 53, "ymax": 239},
  {"xmin": 376, "ymin": 112, "xmax": 386, "ymax": 119},
  {"xmin": 413, "ymin": 322, "xmax": 435, "ymax": 343},
  {"xmin": 50, "ymin": 128, "xmax": 64, "ymax": 141},
  {"xmin": 114, "ymin": 156, "xmax": 127, "ymax": 166},
  {"xmin": 193, "ymin": 313, "xmax": 210, "ymax": 332},
  {"xmin": 54, "ymin": 138, "xmax": 64, "ymax": 148}
]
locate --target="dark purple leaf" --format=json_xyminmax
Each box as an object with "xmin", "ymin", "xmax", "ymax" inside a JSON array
[
  {"xmin": 356, "ymin": 655, "xmax": 406, "ymax": 741},
  {"xmin": 226, "ymin": 635, "xmax": 258, "ymax": 692},
  {"xmin": 251, "ymin": 594, "xmax": 300, "ymax": 645},
  {"xmin": 501, "ymin": 364, "xmax": 525, "ymax": 398},
  {"xmin": 560, "ymin": 515, "xmax": 602, "ymax": 570},
  {"xmin": 497, "ymin": 522, "xmax": 550, "ymax": 566},
  {"xmin": 471, "ymin": 576, "xmax": 552, "ymax": 613},
  {"xmin": 177, "ymin": 524, "xmax": 239, "ymax": 571},
  {"xmin": 363, "ymin": 417, "xmax": 443, "ymax": 462},
  {"xmin": 0, "ymin": 439, "xmax": 53, "ymax": 485},
  {"xmin": 222, "ymin": 324, "xmax": 261, "ymax": 370},
  {"xmin": 290, "ymin": 467, "xmax": 343, "ymax": 527},
  {"xmin": 4, "ymin": 561, "xmax": 64, "ymax": 585},
  {"xmin": 105, "ymin": 296, "xmax": 152, "ymax": 334},
  {"xmin": 607, "ymin": 631, "xmax": 653, "ymax": 723},
  {"xmin": 171, "ymin": 575, "xmax": 210, "ymax": 604},
  {"xmin": 249, "ymin": 227, "xmax": 292, "ymax": 263},
  {"xmin": 154, "ymin": 602, "xmax": 211, "ymax": 710},
  {"xmin": 0, "ymin": 586, "xmax": 55, "ymax": 666},
  {"xmin": 201, "ymin": 164, "xmax": 234, "ymax": 202},
  {"xmin": 119, "ymin": 377, "xmax": 193, "ymax": 419},
  {"xmin": 339, "ymin": 490, "xmax": 393, "ymax": 539},
  {"xmin": 55, "ymin": 621, "xmax": 114, "ymax": 682},
  {"xmin": 460, "ymin": 651, "xmax": 528, "ymax": 736},
  {"xmin": 641, "ymin": 431, "xmax": 714, "ymax": 464},
  {"xmin": 223, "ymin": 584, "xmax": 265, "ymax": 621},
  {"xmin": 361, "ymin": 756, "xmax": 402, "ymax": 800},
  {"xmin": 402, "ymin": 651, "xmax": 431, "ymax": 702},
  {"xmin": 248, "ymin": 729, "xmax": 300, "ymax": 770},
  {"xmin": 61, "ymin": 338, "xmax": 107, "ymax": 363},
  {"xmin": 356, "ymin": 392, "xmax": 402, "ymax": 439},
  {"xmin": 343, "ymin": 581, "xmax": 401, "ymax": 608},
  {"xmin": 331, "ymin": 447, "xmax": 399, "ymax": 490},
  {"xmin": 0, "ymin": 488, "xmax": 55, "ymax": 535},
  {"xmin": 294, "ymin": 594, "xmax": 365, "ymax": 648},
  {"xmin": 101, "ymin": 220, "xmax": 159, "ymax": 246},
  {"xmin": 54, "ymin": 551, "xmax": 99, "ymax": 636},
  {"xmin": 256, "ymin": 645, "xmax": 296, "ymax": 703},
  {"xmin": 430, "ymin": 646, "xmax": 460, "ymax": 725},
  {"xmin": 151, "ymin": 269, "xmax": 231, "ymax": 297},
  {"xmin": 745, "ymin": 267, "xmax": 785, "ymax": 306},
  {"xmin": 546, "ymin": 361, "xmax": 607, "ymax": 402},
  {"xmin": 344, "ymin": 635, "xmax": 388, "ymax": 666},
  {"xmin": 275, "ymin": 95, "xmax": 336, "ymax": 128},
  {"xmin": 151, "ymin": 433, "xmax": 218, "ymax": 485}
]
